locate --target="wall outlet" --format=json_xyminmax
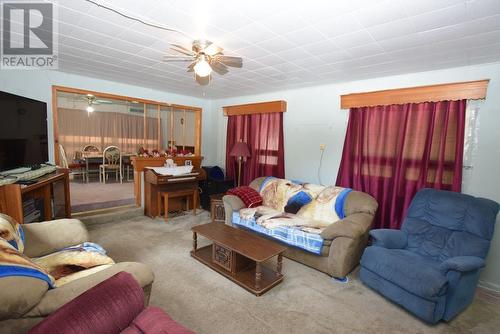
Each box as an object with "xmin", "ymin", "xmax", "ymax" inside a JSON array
[{"xmin": 319, "ymin": 144, "xmax": 326, "ymax": 150}]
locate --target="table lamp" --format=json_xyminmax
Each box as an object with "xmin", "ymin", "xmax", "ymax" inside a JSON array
[{"xmin": 229, "ymin": 141, "xmax": 251, "ymax": 187}]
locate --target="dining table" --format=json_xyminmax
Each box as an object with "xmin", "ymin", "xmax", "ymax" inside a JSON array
[{"xmin": 77, "ymin": 151, "xmax": 136, "ymax": 183}]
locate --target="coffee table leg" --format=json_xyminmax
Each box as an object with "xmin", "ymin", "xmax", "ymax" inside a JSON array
[
  {"xmin": 277, "ymin": 253, "xmax": 283, "ymax": 277},
  {"xmin": 192, "ymin": 232, "xmax": 197, "ymax": 253},
  {"xmin": 255, "ymin": 262, "xmax": 262, "ymax": 289}
]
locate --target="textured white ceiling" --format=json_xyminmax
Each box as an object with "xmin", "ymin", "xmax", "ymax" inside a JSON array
[{"xmin": 49, "ymin": 0, "xmax": 500, "ymax": 98}]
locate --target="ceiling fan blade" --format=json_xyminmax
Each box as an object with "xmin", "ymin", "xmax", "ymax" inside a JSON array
[
  {"xmin": 163, "ymin": 56, "xmax": 195, "ymax": 62},
  {"xmin": 96, "ymin": 99, "xmax": 113, "ymax": 104},
  {"xmin": 170, "ymin": 47, "xmax": 194, "ymax": 57},
  {"xmin": 204, "ymin": 43, "xmax": 222, "ymax": 56},
  {"xmin": 195, "ymin": 74, "xmax": 210, "ymax": 86},
  {"xmin": 171, "ymin": 44, "xmax": 194, "ymax": 55},
  {"xmin": 217, "ymin": 55, "xmax": 243, "ymax": 68},
  {"xmin": 210, "ymin": 61, "xmax": 229, "ymax": 75},
  {"xmin": 187, "ymin": 61, "xmax": 196, "ymax": 72}
]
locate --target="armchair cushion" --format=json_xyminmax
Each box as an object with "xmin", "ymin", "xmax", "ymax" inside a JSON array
[
  {"xmin": 440, "ymin": 256, "xmax": 485, "ymax": 273},
  {"xmin": 23, "ymin": 219, "xmax": 89, "ymax": 258},
  {"xmin": 369, "ymin": 229, "xmax": 407, "ymax": 249},
  {"xmin": 361, "ymin": 246, "xmax": 447, "ymax": 299}
]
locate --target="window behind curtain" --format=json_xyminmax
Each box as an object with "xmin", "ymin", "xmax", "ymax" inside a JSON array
[
  {"xmin": 336, "ymin": 100, "xmax": 466, "ymax": 229},
  {"xmin": 226, "ymin": 112, "xmax": 285, "ymax": 186}
]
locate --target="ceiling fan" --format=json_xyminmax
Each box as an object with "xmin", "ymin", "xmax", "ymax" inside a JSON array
[
  {"xmin": 163, "ymin": 40, "xmax": 243, "ymax": 85},
  {"xmin": 81, "ymin": 94, "xmax": 113, "ymax": 112}
]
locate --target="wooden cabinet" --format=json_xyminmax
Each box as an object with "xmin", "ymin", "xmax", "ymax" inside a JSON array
[{"xmin": 0, "ymin": 169, "xmax": 71, "ymax": 223}]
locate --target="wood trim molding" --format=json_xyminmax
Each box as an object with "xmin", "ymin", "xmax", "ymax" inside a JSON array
[
  {"xmin": 340, "ymin": 80, "xmax": 489, "ymax": 109},
  {"xmin": 52, "ymin": 85, "xmax": 202, "ymax": 111},
  {"xmin": 223, "ymin": 100, "xmax": 287, "ymax": 116}
]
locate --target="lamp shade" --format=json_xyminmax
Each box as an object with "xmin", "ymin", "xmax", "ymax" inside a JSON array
[{"xmin": 230, "ymin": 141, "xmax": 251, "ymax": 158}]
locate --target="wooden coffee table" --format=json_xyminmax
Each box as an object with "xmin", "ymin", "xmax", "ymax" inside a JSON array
[{"xmin": 191, "ymin": 223, "xmax": 287, "ymax": 296}]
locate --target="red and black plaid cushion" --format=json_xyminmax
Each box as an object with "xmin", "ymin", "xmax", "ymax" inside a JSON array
[{"xmin": 227, "ymin": 186, "xmax": 263, "ymax": 208}]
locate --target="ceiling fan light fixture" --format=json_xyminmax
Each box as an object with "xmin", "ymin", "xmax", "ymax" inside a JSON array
[
  {"xmin": 86, "ymin": 105, "xmax": 94, "ymax": 113},
  {"xmin": 194, "ymin": 56, "xmax": 212, "ymax": 77}
]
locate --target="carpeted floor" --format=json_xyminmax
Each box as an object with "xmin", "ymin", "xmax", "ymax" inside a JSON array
[{"xmin": 89, "ymin": 212, "xmax": 500, "ymax": 334}]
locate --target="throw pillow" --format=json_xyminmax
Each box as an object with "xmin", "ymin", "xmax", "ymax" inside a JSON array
[
  {"xmin": 285, "ymin": 191, "xmax": 313, "ymax": 214},
  {"xmin": 227, "ymin": 186, "xmax": 263, "ymax": 208}
]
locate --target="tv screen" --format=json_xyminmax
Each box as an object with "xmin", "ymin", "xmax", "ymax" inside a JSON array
[{"xmin": 0, "ymin": 91, "xmax": 48, "ymax": 171}]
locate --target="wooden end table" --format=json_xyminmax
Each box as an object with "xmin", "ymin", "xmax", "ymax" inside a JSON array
[
  {"xmin": 210, "ymin": 193, "xmax": 225, "ymax": 223},
  {"xmin": 191, "ymin": 223, "xmax": 286, "ymax": 296}
]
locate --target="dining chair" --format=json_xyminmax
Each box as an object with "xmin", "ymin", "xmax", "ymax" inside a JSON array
[
  {"xmin": 83, "ymin": 145, "xmax": 100, "ymax": 152},
  {"xmin": 59, "ymin": 144, "xmax": 87, "ymax": 182},
  {"xmin": 99, "ymin": 146, "xmax": 122, "ymax": 184}
]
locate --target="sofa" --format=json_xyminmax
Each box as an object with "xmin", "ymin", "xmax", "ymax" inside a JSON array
[
  {"xmin": 223, "ymin": 177, "xmax": 378, "ymax": 279},
  {"xmin": 360, "ymin": 188, "xmax": 499, "ymax": 324},
  {"xmin": 0, "ymin": 218, "xmax": 154, "ymax": 334},
  {"xmin": 29, "ymin": 272, "xmax": 193, "ymax": 334}
]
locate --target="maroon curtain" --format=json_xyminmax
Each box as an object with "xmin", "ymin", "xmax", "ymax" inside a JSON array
[
  {"xmin": 336, "ymin": 100, "xmax": 466, "ymax": 229},
  {"xmin": 226, "ymin": 112, "xmax": 285, "ymax": 186}
]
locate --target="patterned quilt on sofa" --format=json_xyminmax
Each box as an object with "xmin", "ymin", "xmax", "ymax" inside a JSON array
[{"xmin": 232, "ymin": 212, "xmax": 324, "ymax": 254}]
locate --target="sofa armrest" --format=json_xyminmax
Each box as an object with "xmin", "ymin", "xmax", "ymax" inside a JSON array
[
  {"xmin": 23, "ymin": 219, "xmax": 90, "ymax": 258},
  {"xmin": 25, "ymin": 262, "xmax": 154, "ymax": 317},
  {"xmin": 440, "ymin": 256, "xmax": 485, "ymax": 273},
  {"xmin": 223, "ymin": 195, "xmax": 246, "ymax": 225},
  {"xmin": 320, "ymin": 213, "xmax": 373, "ymax": 240},
  {"xmin": 369, "ymin": 229, "xmax": 407, "ymax": 249}
]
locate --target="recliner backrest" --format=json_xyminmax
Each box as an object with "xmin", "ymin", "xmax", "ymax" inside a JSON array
[{"xmin": 402, "ymin": 188, "xmax": 499, "ymax": 262}]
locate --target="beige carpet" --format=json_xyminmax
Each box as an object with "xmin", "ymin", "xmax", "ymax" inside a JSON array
[{"xmin": 89, "ymin": 212, "xmax": 500, "ymax": 334}]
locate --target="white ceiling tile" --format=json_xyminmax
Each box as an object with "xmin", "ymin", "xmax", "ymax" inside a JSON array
[
  {"xmin": 313, "ymin": 14, "xmax": 364, "ymax": 38},
  {"xmin": 50, "ymin": 0, "xmax": 500, "ymax": 98},
  {"xmin": 367, "ymin": 17, "xmax": 419, "ymax": 41},
  {"xmin": 283, "ymin": 26, "xmax": 326, "ymax": 46},
  {"xmin": 301, "ymin": 40, "xmax": 341, "ymax": 56},
  {"xmin": 230, "ymin": 22, "xmax": 278, "ymax": 44},
  {"xmin": 352, "ymin": 0, "xmax": 409, "ymax": 28},
  {"xmin": 403, "ymin": 0, "xmax": 466, "ymax": 16},
  {"xmin": 260, "ymin": 9, "xmax": 309, "ymax": 35},
  {"xmin": 410, "ymin": 3, "xmax": 468, "ymax": 32},
  {"xmin": 346, "ymin": 43, "xmax": 385, "ymax": 58},
  {"xmin": 466, "ymin": 0, "xmax": 500, "ymax": 19},
  {"xmin": 256, "ymin": 37, "xmax": 296, "ymax": 53},
  {"xmin": 331, "ymin": 30, "xmax": 375, "ymax": 49}
]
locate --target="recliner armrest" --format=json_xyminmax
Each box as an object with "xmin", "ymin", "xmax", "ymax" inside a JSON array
[
  {"xmin": 222, "ymin": 195, "xmax": 246, "ymax": 225},
  {"xmin": 320, "ymin": 213, "xmax": 373, "ymax": 240},
  {"xmin": 369, "ymin": 229, "xmax": 407, "ymax": 249},
  {"xmin": 23, "ymin": 219, "xmax": 90, "ymax": 258},
  {"xmin": 440, "ymin": 256, "xmax": 485, "ymax": 273}
]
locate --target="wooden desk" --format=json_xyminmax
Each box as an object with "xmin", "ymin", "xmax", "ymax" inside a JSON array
[{"xmin": 0, "ymin": 169, "xmax": 71, "ymax": 223}]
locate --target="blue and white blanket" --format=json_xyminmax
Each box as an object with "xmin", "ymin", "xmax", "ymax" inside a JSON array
[{"xmin": 232, "ymin": 212, "xmax": 324, "ymax": 255}]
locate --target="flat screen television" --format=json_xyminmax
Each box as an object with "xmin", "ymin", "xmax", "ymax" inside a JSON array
[{"xmin": 0, "ymin": 91, "xmax": 48, "ymax": 171}]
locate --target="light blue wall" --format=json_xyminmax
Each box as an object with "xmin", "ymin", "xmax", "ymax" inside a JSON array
[
  {"xmin": 0, "ymin": 70, "xmax": 217, "ymax": 165},
  {"xmin": 211, "ymin": 62, "xmax": 500, "ymax": 292}
]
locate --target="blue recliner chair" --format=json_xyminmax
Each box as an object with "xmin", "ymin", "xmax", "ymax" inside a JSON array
[{"xmin": 360, "ymin": 188, "xmax": 499, "ymax": 324}]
